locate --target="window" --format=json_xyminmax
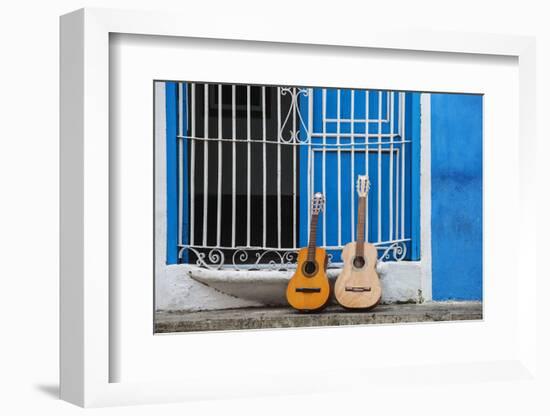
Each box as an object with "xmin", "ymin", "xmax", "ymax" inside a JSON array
[{"xmin": 163, "ymin": 82, "xmax": 420, "ymax": 269}]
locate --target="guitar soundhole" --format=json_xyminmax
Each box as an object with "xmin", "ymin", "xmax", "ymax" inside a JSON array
[
  {"xmin": 303, "ymin": 261, "xmax": 318, "ymax": 276},
  {"xmin": 353, "ymin": 256, "xmax": 366, "ymax": 269}
]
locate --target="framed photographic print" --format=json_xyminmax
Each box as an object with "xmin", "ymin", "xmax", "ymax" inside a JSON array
[
  {"xmin": 60, "ymin": 7, "xmax": 539, "ymax": 408},
  {"xmin": 152, "ymin": 80, "xmax": 483, "ymax": 333}
]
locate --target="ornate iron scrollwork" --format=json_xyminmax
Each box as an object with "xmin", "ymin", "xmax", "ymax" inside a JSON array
[
  {"xmin": 279, "ymin": 87, "xmax": 310, "ymax": 143},
  {"xmin": 379, "ymin": 242, "xmax": 408, "ymax": 262}
]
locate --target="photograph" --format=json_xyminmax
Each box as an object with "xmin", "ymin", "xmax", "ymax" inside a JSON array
[
  {"xmin": 153, "ymin": 81, "xmax": 483, "ymax": 333},
  {"xmin": 1, "ymin": 0, "xmax": 545, "ymax": 412}
]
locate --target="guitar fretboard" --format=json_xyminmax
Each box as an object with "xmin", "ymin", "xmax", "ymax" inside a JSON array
[
  {"xmin": 356, "ymin": 196, "xmax": 366, "ymax": 257},
  {"xmin": 307, "ymin": 214, "xmax": 319, "ymax": 261}
]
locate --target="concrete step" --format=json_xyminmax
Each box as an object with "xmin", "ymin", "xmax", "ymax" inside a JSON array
[{"xmin": 155, "ymin": 301, "xmax": 482, "ymax": 333}]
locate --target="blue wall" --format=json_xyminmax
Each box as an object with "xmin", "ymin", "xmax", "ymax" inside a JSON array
[{"xmin": 431, "ymin": 94, "xmax": 483, "ymax": 300}]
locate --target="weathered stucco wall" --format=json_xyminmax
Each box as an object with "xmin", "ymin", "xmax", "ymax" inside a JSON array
[
  {"xmin": 155, "ymin": 262, "xmax": 424, "ymax": 311},
  {"xmin": 430, "ymin": 94, "xmax": 483, "ymax": 300}
]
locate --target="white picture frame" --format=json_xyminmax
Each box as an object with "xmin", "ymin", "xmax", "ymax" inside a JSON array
[{"xmin": 60, "ymin": 7, "xmax": 539, "ymax": 408}]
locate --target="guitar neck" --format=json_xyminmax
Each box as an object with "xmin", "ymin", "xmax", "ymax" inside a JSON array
[
  {"xmin": 307, "ymin": 214, "xmax": 319, "ymax": 261},
  {"xmin": 356, "ymin": 196, "xmax": 366, "ymax": 257}
]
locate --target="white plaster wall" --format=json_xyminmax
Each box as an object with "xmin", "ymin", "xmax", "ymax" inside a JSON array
[
  {"xmin": 188, "ymin": 262, "xmax": 422, "ymax": 306},
  {"xmin": 420, "ymin": 93, "xmax": 433, "ymax": 301},
  {"xmin": 157, "ymin": 262, "xmax": 423, "ymax": 311},
  {"xmin": 156, "ymin": 258, "xmax": 426, "ymax": 310},
  {"xmin": 156, "ymin": 265, "xmax": 262, "ymax": 311}
]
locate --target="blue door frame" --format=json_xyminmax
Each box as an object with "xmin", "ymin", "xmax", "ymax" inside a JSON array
[{"xmin": 165, "ymin": 82, "xmax": 189, "ymax": 264}]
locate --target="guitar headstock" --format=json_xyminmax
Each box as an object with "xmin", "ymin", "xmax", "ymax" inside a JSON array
[
  {"xmin": 311, "ymin": 192, "xmax": 325, "ymax": 215},
  {"xmin": 356, "ymin": 175, "xmax": 370, "ymax": 197}
]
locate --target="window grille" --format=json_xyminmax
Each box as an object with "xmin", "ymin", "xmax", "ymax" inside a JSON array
[{"xmin": 168, "ymin": 82, "xmax": 418, "ymax": 270}]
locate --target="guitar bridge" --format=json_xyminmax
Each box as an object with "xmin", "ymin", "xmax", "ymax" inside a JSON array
[
  {"xmin": 295, "ymin": 287, "xmax": 322, "ymax": 293},
  {"xmin": 345, "ymin": 287, "xmax": 371, "ymax": 292}
]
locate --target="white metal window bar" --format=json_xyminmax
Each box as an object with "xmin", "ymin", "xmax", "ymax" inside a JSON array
[{"xmin": 176, "ymin": 83, "xmax": 410, "ymax": 270}]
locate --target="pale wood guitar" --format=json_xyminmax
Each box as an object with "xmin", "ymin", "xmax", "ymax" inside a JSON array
[
  {"xmin": 334, "ymin": 176, "xmax": 382, "ymax": 309},
  {"xmin": 286, "ymin": 193, "xmax": 330, "ymax": 312}
]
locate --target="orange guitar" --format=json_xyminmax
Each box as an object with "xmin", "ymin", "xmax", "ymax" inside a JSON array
[
  {"xmin": 286, "ymin": 193, "xmax": 330, "ymax": 312},
  {"xmin": 334, "ymin": 175, "xmax": 382, "ymax": 309}
]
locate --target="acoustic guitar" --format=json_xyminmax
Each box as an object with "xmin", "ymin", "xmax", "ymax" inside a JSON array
[
  {"xmin": 286, "ymin": 192, "xmax": 330, "ymax": 312},
  {"xmin": 334, "ymin": 175, "xmax": 382, "ymax": 309}
]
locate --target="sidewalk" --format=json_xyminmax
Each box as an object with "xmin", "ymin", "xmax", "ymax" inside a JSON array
[{"xmin": 155, "ymin": 301, "xmax": 482, "ymax": 333}]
